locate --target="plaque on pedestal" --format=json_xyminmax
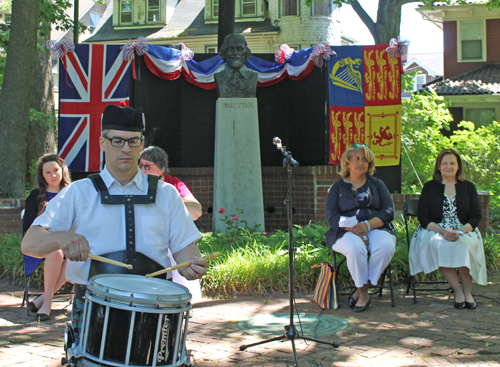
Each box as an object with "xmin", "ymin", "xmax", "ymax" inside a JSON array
[{"xmin": 213, "ymin": 98, "xmax": 265, "ymax": 232}]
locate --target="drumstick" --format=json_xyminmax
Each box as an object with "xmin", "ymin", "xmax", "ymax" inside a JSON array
[
  {"xmin": 88, "ymin": 253, "xmax": 133, "ymax": 269},
  {"xmin": 145, "ymin": 252, "xmax": 221, "ymax": 278}
]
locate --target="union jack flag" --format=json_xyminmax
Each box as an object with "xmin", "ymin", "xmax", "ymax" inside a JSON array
[{"xmin": 58, "ymin": 44, "xmax": 131, "ymax": 172}]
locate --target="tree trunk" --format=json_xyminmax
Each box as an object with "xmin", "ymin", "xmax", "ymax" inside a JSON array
[
  {"xmin": 217, "ymin": 0, "xmax": 236, "ymax": 50},
  {"xmin": 26, "ymin": 26, "xmax": 57, "ymax": 188},
  {"xmin": 0, "ymin": 0, "xmax": 40, "ymax": 197},
  {"xmin": 351, "ymin": 0, "xmax": 418, "ymax": 44}
]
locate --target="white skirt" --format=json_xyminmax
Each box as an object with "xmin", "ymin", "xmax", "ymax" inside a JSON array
[
  {"xmin": 168, "ymin": 249, "xmax": 203, "ymax": 303},
  {"xmin": 409, "ymin": 228, "xmax": 487, "ymax": 285}
]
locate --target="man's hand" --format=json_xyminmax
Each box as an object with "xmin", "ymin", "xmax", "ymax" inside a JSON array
[
  {"xmin": 177, "ymin": 256, "xmax": 208, "ymax": 280},
  {"xmin": 59, "ymin": 233, "xmax": 91, "ymax": 262},
  {"xmin": 172, "ymin": 242, "xmax": 207, "ymax": 280}
]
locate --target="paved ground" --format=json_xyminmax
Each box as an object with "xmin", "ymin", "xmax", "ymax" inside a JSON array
[{"xmin": 1, "ymin": 272, "xmax": 500, "ymax": 367}]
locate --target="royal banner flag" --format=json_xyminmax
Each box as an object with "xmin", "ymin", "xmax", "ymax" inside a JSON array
[{"xmin": 328, "ymin": 44, "xmax": 402, "ymax": 166}]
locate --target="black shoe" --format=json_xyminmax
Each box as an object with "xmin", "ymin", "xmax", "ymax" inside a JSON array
[
  {"xmin": 454, "ymin": 301, "xmax": 465, "ymax": 309},
  {"xmin": 353, "ymin": 298, "xmax": 371, "ymax": 313},
  {"xmin": 27, "ymin": 301, "xmax": 39, "ymax": 313},
  {"xmin": 465, "ymin": 301, "xmax": 477, "ymax": 309},
  {"xmin": 348, "ymin": 292, "xmax": 357, "ymax": 308},
  {"xmin": 37, "ymin": 313, "xmax": 50, "ymax": 322}
]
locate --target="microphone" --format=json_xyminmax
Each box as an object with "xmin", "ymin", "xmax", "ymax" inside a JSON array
[{"xmin": 273, "ymin": 137, "xmax": 282, "ymax": 150}]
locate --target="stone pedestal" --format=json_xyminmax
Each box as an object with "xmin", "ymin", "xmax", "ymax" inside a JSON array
[{"xmin": 213, "ymin": 98, "xmax": 265, "ymax": 232}]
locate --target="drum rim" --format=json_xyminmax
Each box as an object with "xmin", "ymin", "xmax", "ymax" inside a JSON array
[{"xmin": 87, "ymin": 274, "xmax": 192, "ymax": 306}]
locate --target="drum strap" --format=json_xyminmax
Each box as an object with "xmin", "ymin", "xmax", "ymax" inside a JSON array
[{"xmin": 88, "ymin": 173, "xmax": 159, "ymax": 267}]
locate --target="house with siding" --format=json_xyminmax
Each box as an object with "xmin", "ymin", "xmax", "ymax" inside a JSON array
[
  {"xmin": 418, "ymin": 2, "xmax": 500, "ymax": 128},
  {"xmin": 84, "ymin": 0, "xmax": 352, "ymax": 53},
  {"xmin": 403, "ymin": 52, "xmax": 443, "ymax": 93}
]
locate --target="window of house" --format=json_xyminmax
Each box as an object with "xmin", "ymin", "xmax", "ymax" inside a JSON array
[
  {"xmin": 414, "ymin": 74, "xmax": 426, "ymax": 91},
  {"xmin": 148, "ymin": 0, "xmax": 160, "ymax": 22},
  {"xmin": 205, "ymin": 45, "xmax": 218, "ymax": 54},
  {"xmin": 459, "ymin": 20, "xmax": 485, "ymax": 61},
  {"xmin": 282, "ymin": 0, "xmax": 298, "ymax": 16},
  {"xmin": 4, "ymin": 13, "xmax": 11, "ymax": 24},
  {"xmin": 313, "ymin": 0, "xmax": 330, "ymax": 17},
  {"xmin": 89, "ymin": 12, "xmax": 102, "ymax": 33},
  {"xmin": 213, "ymin": 0, "xmax": 219, "ymax": 18},
  {"xmin": 120, "ymin": 0, "xmax": 133, "ymax": 24},
  {"xmin": 242, "ymin": 0, "xmax": 256, "ymax": 16},
  {"xmin": 465, "ymin": 108, "xmax": 495, "ymax": 127}
]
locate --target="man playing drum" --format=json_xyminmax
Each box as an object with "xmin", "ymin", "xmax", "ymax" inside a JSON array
[{"xmin": 21, "ymin": 105, "xmax": 207, "ymax": 344}]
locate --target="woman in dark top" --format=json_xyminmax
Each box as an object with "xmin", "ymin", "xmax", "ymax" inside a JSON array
[
  {"xmin": 325, "ymin": 144, "xmax": 396, "ymax": 312},
  {"xmin": 409, "ymin": 149, "xmax": 486, "ymax": 309},
  {"xmin": 23, "ymin": 154, "xmax": 71, "ymax": 321}
]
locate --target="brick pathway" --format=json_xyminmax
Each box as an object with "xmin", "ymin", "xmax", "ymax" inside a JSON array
[{"xmin": 0, "ymin": 272, "xmax": 499, "ymax": 367}]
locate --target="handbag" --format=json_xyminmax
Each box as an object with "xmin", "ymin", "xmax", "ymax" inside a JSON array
[{"xmin": 311, "ymin": 262, "xmax": 338, "ymax": 309}]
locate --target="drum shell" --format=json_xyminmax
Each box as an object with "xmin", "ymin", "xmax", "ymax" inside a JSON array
[{"xmin": 80, "ymin": 274, "xmax": 191, "ymax": 367}]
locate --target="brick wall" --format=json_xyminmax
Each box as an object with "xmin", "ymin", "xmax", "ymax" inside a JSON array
[
  {"xmin": 169, "ymin": 166, "xmax": 490, "ymax": 233},
  {"xmin": 444, "ymin": 19, "xmax": 500, "ymax": 79},
  {"xmin": 0, "ymin": 198, "xmax": 24, "ymax": 234},
  {"xmin": 1, "ymin": 168, "xmax": 490, "ymax": 234}
]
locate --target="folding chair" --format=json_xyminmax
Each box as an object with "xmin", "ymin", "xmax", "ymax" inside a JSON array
[
  {"xmin": 332, "ymin": 249, "xmax": 395, "ymax": 307},
  {"xmin": 21, "ymin": 210, "xmax": 73, "ymax": 315},
  {"xmin": 404, "ymin": 198, "xmax": 452, "ymax": 303},
  {"xmin": 20, "ymin": 210, "xmax": 43, "ymax": 315}
]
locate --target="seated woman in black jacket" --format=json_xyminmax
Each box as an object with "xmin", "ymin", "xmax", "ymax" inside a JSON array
[
  {"xmin": 23, "ymin": 154, "xmax": 71, "ymax": 321},
  {"xmin": 325, "ymin": 144, "xmax": 396, "ymax": 312},
  {"xmin": 409, "ymin": 149, "xmax": 486, "ymax": 309}
]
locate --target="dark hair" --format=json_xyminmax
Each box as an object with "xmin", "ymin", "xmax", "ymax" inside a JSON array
[
  {"xmin": 219, "ymin": 34, "xmax": 252, "ymax": 62},
  {"xmin": 432, "ymin": 148, "xmax": 465, "ymax": 182},
  {"xmin": 139, "ymin": 146, "xmax": 169, "ymax": 175},
  {"xmin": 36, "ymin": 154, "xmax": 71, "ymax": 213}
]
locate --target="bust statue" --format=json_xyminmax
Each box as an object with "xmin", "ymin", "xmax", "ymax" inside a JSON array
[{"xmin": 214, "ymin": 34, "xmax": 258, "ymax": 98}]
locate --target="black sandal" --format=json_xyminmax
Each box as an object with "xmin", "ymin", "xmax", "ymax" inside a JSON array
[{"xmin": 27, "ymin": 301, "xmax": 39, "ymax": 313}]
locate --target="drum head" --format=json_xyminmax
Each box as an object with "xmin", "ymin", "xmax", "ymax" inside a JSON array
[{"xmin": 88, "ymin": 274, "xmax": 191, "ymax": 308}]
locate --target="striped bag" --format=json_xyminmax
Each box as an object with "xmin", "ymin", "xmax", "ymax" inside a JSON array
[{"xmin": 311, "ymin": 262, "xmax": 338, "ymax": 309}]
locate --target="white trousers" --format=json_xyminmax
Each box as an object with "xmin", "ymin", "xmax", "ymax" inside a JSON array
[{"xmin": 333, "ymin": 230, "xmax": 396, "ymax": 288}]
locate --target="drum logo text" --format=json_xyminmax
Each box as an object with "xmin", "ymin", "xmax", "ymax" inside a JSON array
[{"xmin": 157, "ymin": 316, "xmax": 170, "ymax": 362}]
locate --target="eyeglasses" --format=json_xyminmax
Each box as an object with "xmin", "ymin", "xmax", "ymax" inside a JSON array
[
  {"xmin": 104, "ymin": 135, "xmax": 143, "ymax": 148},
  {"xmin": 351, "ymin": 143, "xmax": 369, "ymax": 148},
  {"xmin": 138, "ymin": 162, "xmax": 157, "ymax": 171}
]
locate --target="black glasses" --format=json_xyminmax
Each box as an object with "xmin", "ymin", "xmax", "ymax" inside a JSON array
[
  {"xmin": 351, "ymin": 143, "xmax": 369, "ymax": 148},
  {"xmin": 104, "ymin": 135, "xmax": 143, "ymax": 148}
]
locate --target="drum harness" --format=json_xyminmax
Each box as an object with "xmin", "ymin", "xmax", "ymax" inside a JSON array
[{"xmin": 86, "ymin": 173, "xmax": 166, "ymax": 279}]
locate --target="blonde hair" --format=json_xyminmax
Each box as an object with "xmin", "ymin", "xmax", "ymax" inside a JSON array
[{"xmin": 340, "ymin": 144, "xmax": 376, "ymax": 178}]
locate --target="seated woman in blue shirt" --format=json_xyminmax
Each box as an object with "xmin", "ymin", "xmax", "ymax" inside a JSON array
[{"xmin": 325, "ymin": 144, "xmax": 396, "ymax": 312}]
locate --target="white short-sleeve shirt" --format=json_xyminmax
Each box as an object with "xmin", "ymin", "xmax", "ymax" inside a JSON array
[{"xmin": 33, "ymin": 167, "xmax": 202, "ymax": 285}]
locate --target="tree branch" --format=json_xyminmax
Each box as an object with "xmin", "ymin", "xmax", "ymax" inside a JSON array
[{"xmin": 350, "ymin": 0, "xmax": 377, "ymax": 41}]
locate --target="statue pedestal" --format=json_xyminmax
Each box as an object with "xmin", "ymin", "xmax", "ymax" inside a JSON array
[{"xmin": 213, "ymin": 98, "xmax": 265, "ymax": 232}]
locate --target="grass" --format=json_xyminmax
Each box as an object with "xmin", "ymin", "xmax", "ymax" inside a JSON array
[{"xmin": 2, "ymin": 219, "xmax": 499, "ymax": 297}]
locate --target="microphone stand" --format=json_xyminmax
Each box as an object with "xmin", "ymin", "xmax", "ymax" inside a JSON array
[{"xmin": 239, "ymin": 138, "xmax": 339, "ymax": 366}]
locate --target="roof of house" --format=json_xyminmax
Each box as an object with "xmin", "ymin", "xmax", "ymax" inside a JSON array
[
  {"xmin": 424, "ymin": 63, "xmax": 500, "ymax": 95},
  {"xmin": 52, "ymin": 0, "xmax": 106, "ymax": 42},
  {"xmin": 404, "ymin": 52, "xmax": 443, "ymax": 76}
]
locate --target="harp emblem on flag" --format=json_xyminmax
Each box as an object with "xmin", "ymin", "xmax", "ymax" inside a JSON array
[{"xmin": 329, "ymin": 57, "xmax": 363, "ymax": 93}]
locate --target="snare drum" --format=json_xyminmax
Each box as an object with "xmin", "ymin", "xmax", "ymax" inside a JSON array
[{"xmin": 78, "ymin": 274, "xmax": 191, "ymax": 367}]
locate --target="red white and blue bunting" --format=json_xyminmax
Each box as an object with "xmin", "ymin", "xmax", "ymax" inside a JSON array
[
  {"xmin": 139, "ymin": 41, "xmax": 336, "ymax": 90},
  {"xmin": 48, "ymin": 38, "xmax": 405, "ymax": 91}
]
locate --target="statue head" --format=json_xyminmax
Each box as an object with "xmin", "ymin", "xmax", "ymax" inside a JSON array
[{"xmin": 219, "ymin": 34, "xmax": 252, "ymax": 70}]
